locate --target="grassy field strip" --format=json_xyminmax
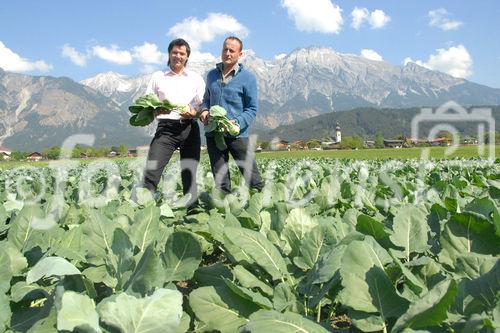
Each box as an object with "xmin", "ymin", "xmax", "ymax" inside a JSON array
[{"xmin": 1, "ymin": 145, "xmax": 499, "ymax": 170}]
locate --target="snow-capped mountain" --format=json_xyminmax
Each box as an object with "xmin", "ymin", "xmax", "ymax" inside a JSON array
[
  {"xmin": 2, "ymin": 46, "xmax": 500, "ymax": 150},
  {"xmin": 262, "ymin": 47, "xmax": 462, "ymax": 104},
  {"xmin": 0, "ymin": 68, "xmax": 149, "ymax": 150},
  {"xmin": 81, "ymin": 46, "xmax": 500, "ymax": 129},
  {"xmin": 80, "ymin": 71, "xmax": 153, "ymax": 107}
]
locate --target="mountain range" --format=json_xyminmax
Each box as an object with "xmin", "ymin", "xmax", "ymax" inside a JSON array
[
  {"xmin": 257, "ymin": 105, "xmax": 500, "ymax": 142},
  {"xmin": 0, "ymin": 68, "xmax": 148, "ymax": 151},
  {"xmin": 1, "ymin": 46, "xmax": 500, "ymax": 150}
]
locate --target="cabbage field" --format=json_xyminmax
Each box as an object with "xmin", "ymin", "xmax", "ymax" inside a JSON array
[{"xmin": 0, "ymin": 157, "xmax": 499, "ymax": 332}]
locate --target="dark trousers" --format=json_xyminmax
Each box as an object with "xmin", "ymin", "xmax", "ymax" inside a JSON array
[
  {"xmin": 206, "ymin": 136, "xmax": 264, "ymax": 194},
  {"xmin": 144, "ymin": 119, "xmax": 200, "ymax": 206}
]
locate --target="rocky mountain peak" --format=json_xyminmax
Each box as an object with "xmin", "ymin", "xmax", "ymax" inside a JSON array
[
  {"xmin": 80, "ymin": 71, "xmax": 134, "ymax": 94},
  {"xmin": 400, "ymin": 61, "xmax": 465, "ymax": 89},
  {"xmin": 282, "ymin": 46, "xmax": 342, "ymax": 68},
  {"xmin": 76, "ymin": 46, "xmax": 500, "ymax": 132}
]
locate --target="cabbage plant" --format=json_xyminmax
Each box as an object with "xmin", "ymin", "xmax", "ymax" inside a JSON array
[
  {"xmin": 128, "ymin": 94, "xmax": 190, "ymax": 126},
  {"xmin": 204, "ymin": 105, "xmax": 240, "ymax": 150}
]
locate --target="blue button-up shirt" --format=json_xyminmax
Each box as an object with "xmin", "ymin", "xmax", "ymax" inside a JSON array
[{"xmin": 202, "ymin": 63, "xmax": 258, "ymax": 138}]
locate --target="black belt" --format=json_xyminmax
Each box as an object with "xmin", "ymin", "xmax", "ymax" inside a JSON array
[{"xmin": 159, "ymin": 118, "xmax": 194, "ymax": 125}]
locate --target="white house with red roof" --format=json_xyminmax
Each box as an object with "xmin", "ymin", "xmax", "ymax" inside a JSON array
[{"xmin": 0, "ymin": 146, "xmax": 12, "ymax": 160}]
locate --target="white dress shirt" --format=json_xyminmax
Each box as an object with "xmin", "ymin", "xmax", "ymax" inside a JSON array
[{"xmin": 145, "ymin": 68, "xmax": 205, "ymax": 120}]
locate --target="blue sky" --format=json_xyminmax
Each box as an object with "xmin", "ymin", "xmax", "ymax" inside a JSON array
[{"xmin": 1, "ymin": 0, "xmax": 499, "ymax": 88}]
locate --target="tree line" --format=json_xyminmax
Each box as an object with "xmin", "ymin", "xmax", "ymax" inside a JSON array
[{"xmin": 2, "ymin": 144, "xmax": 130, "ymax": 161}]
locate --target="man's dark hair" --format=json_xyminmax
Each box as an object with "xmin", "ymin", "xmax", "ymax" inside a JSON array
[
  {"xmin": 168, "ymin": 38, "xmax": 191, "ymax": 66},
  {"xmin": 224, "ymin": 36, "xmax": 243, "ymax": 51}
]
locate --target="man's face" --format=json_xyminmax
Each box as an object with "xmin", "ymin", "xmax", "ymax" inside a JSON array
[
  {"xmin": 221, "ymin": 39, "xmax": 242, "ymax": 69},
  {"xmin": 169, "ymin": 45, "xmax": 188, "ymax": 72}
]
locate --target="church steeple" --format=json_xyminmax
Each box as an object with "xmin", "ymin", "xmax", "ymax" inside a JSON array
[{"xmin": 335, "ymin": 122, "xmax": 341, "ymax": 143}]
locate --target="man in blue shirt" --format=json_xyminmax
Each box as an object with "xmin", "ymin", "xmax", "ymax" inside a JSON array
[{"xmin": 200, "ymin": 36, "xmax": 263, "ymax": 194}]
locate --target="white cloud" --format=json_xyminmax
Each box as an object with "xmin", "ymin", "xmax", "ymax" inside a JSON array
[
  {"xmin": 61, "ymin": 44, "xmax": 88, "ymax": 67},
  {"xmin": 132, "ymin": 42, "xmax": 163, "ymax": 64},
  {"xmin": 275, "ymin": 53, "xmax": 287, "ymax": 60},
  {"xmin": 403, "ymin": 57, "xmax": 413, "ymax": 66},
  {"xmin": 140, "ymin": 64, "xmax": 159, "ymax": 74},
  {"xmin": 0, "ymin": 41, "xmax": 52, "ymax": 72},
  {"xmin": 360, "ymin": 49, "xmax": 383, "ymax": 61},
  {"xmin": 281, "ymin": 0, "xmax": 343, "ymax": 34},
  {"xmin": 351, "ymin": 7, "xmax": 369, "ymax": 29},
  {"xmin": 189, "ymin": 51, "xmax": 217, "ymax": 63},
  {"xmin": 405, "ymin": 44, "xmax": 473, "ymax": 78},
  {"xmin": 370, "ymin": 10, "xmax": 391, "ymax": 29},
  {"xmin": 92, "ymin": 45, "xmax": 133, "ymax": 65},
  {"xmin": 168, "ymin": 13, "xmax": 248, "ymax": 50},
  {"xmin": 429, "ymin": 8, "xmax": 462, "ymax": 31},
  {"xmin": 351, "ymin": 7, "xmax": 390, "ymax": 29},
  {"xmin": 63, "ymin": 42, "xmax": 164, "ymax": 67}
]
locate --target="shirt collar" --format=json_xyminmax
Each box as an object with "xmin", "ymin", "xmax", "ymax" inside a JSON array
[
  {"xmin": 217, "ymin": 62, "xmax": 241, "ymax": 76},
  {"xmin": 164, "ymin": 67, "xmax": 189, "ymax": 76}
]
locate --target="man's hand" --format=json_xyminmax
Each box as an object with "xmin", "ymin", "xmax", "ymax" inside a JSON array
[
  {"xmin": 224, "ymin": 119, "xmax": 238, "ymax": 129},
  {"xmin": 154, "ymin": 108, "xmax": 171, "ymax": 117},
  {"xmin": 200, "ymin": 110, "xmax": 209, "ymax": 124},
  {"xmin": 180, "ymin": 105, "xmax": 198, "ymax": 118},
  {"xmin": 221, "ymin": 119, "xmax": 239, "ymax": 134}
]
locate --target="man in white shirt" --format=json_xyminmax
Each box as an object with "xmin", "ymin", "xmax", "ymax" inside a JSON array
[{"xmin": 143, "ymin": 38, "xmax": 205, "ymax": 212}]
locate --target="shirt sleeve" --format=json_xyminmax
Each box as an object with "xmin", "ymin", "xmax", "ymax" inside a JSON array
[
  {"xmin": 145, "ymin": 73, "xmax": 157, "ymax": 95},
  {"xmin": 201, "ymin": 71, "xmax": 212, "ymax": 111},
  {"xmin": 189, "ymin": 74, "xmax": 206, "ymax": 111},
  {"xmin": 234, "ymin": 73, "xmax": 258, "ymax": 131}
]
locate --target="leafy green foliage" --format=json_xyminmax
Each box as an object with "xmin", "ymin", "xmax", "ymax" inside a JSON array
[
  {"xmin": 242, "ymin": 310, "xmax": 331, "ymax": 332},
  {"xmin": 128, "ymin": 94, "xmax": 190, "ymax": 127},
  {"xmin": 56, "ymin": 291, "xmax": 100, "ymax": 333},
  {"xmin": 98, "ymin": 289, "xmax": 183, "ymax": 333},
  {"xmin": 189, "ymin": 285, "xmax": 255, "ymax": 333},
  {"xmin": 339, "ymin": 237, "xmax": 409, "ymax": 318},
  {"xmin": 26, "ymin": 257, "xmax": 81, "ymax": 284},
  {"xmin": 392, "ymin": 279, "xmax": 458, "ymax": 332},
  {"xmin": 163, "ymin": 231, "xmax": 202, "ymax": 282},
  {"xmin": 0, "ymin": 157, "xmax": 498, "ymax": 332},
  {"xmin": 205, "ymin": 105, "xmax": 241, "ymax": 150}
]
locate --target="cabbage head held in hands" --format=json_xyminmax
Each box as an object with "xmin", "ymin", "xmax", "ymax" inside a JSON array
[
  {"xmin": 128, "ymin": 94, "xmax": 190, "ymax": 126},
  {"xmin": 204, "ymin": 105, "xmax": 240, "ymax": 150}
]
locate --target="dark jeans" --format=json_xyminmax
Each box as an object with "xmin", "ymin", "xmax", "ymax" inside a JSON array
[
  {"xmin": 144, "ymin": 119, "xmax": 200, "ymax": 206},
  {"xmin": 206, "ymin": 136, "xmax": 264, "ymax": 194}
]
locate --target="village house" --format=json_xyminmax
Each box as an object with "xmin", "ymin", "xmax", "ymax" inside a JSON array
[
  {"xmin": 128, "ymin": 145, "xmax": 150, "ymax": 157},
  {"xmin": 429, "ymin": 137, "xmax": 452, "ymax": 147},
  {"xmin": 411, "ymin": 137, "xmax": 453, "ymax": 147},
  {"xmin": 0, "ymin": 152, "xmax": 10, "ymax": 160},
  {"xmin": 291, "ymin": 140, "xmax": 308, "ymax": 150},
  {"xmin": 271, "ymin": 140, "xmax": 290, "ymax": 151},
  {"xmin": 462, "ymin": 136, "xmax": 479, "ymax": 145},
  {"xmin": 0, "ymin": 146, "xmax": 12, "ymax": 160},
  {"xmin": 364, "ymin": 140, "xmax": 375, "ymax": 149},
  {"xmin": 322, "ymin": 143, "xmax": 341, "ymax": 150},
  {"xmin": 107, "ymin": 151, "xmax": 119, "ymax": 158},
  {"xmin": 384, "ymin": 139, "xmax": 405, "ymax": 148},
  {"xmin": 26, "ymin": 152, "xmax": 43, "ymax": 162}
]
